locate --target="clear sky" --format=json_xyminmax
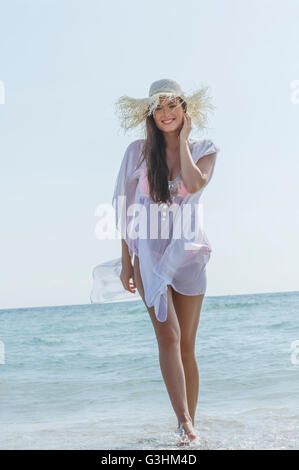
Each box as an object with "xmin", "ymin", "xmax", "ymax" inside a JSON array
[{"xmin": 0, "ymin": 0, "xmax": 298, "ymax": 309}]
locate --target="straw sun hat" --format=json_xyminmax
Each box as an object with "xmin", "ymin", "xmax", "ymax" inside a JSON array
[{"xmin": 114, "ymin": 78, "xmax": 215, "ymax": 135}]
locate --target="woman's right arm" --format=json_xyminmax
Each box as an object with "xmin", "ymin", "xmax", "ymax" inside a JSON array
[
  {"xmin": 120, "ymin": 239, "xmax": 136, "ymax": 294},
  {"xmin": 112, "ymin": 140, "xmax": 141, "ymax": 294}
]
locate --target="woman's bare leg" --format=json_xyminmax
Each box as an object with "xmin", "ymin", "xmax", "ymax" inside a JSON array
[
  {"xmin": 171, "ymin": 290, "xmax": 204, "ymax": 428},
  {"xmin": 133, "ymin": 255, "xmax": 196, "ymax": 439}
]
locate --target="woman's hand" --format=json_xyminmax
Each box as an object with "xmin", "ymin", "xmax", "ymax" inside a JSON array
[
  {"xmin": 120, "ymin": 260, "xmax": 136, "ymax": 294},
  {"xmin": 179, "ymin": 112, "xmax": 192, "ymax": 142}
]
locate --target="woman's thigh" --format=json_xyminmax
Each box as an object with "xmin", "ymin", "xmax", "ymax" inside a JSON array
[
  {"xmin": 133, "ymin": 254, "xmax": 180, "ymax": 343},
  {"xmin": 171, "ymin": 289, "xmax": 205, "ymax": 354}
]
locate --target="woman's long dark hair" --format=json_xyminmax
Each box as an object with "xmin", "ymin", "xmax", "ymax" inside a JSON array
[{"xmin": 139, "ymin": 97, "xmax": 187, "ymax": 204}]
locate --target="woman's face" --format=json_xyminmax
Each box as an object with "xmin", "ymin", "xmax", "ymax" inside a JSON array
[{"xmin": 152, "ymin": 96, "xmax": 185, "ymax": 134}]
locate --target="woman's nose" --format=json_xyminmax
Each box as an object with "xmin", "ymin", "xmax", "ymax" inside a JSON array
[{"xmin": 162, "ymin": 111, "xmax": 171, "ymax": 119}]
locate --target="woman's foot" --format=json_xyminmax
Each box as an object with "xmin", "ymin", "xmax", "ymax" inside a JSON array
[
  {"xmin": 176, "ymin": 419, "xmax": 195, "ymax": 432},
  {"xmin": 176, "ymin": 419, "xmax": 197, "ymax": 444}
]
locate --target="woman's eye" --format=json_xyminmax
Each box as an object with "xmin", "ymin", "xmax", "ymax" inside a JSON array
[{"xmin": 156, "ymin": 105, "xmax": 175, "ymax": 111}]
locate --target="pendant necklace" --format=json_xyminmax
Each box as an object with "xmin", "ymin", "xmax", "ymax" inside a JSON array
[{"xmin": 158, "ymin": 171, "xmax": 182, "ymax": 221}]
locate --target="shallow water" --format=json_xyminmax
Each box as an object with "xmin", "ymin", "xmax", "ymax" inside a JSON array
[{"xmin": 0, "ymin": 291, "xmax": 298, "ymax": 449}]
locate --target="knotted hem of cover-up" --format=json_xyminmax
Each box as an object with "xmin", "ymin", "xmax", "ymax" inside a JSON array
[
  {"xmin": 154, "ymin": 284, "xmax": 168, "ymax": 323},
  {"xmin": 147, "ymin": 281, "xmax": 169, "ymax": 323}
]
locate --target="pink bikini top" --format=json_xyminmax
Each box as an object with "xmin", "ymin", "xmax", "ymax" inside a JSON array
[{"xmin": 138, "ymin": 167, "xmax": 189, "ymax": 199}]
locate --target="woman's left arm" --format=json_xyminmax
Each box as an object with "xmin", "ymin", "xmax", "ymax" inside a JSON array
[
  {"xmin": 179, "ymin": 113, "xmax": 217, "ymax": 193},
  {"xmin": 179, "ymin": 138, "xmax": 216, "ymax": 194}
]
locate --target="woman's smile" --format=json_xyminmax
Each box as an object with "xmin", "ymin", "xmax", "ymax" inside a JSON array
[{"xmin": 161, "ymin": 118, "xmax": 175, "ymax": 125}]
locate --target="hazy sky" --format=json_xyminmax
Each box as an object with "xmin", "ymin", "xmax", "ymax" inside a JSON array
[{"xmin": 0, "ymin": 0, "xmax": 298, "ymax": 309}]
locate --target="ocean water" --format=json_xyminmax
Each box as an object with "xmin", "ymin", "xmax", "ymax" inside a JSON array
[{"xmin": 0, "ymin": 291, "xmax": 298, "ymax": 450}]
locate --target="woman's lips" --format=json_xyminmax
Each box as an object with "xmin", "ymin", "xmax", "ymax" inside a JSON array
[{"xmin": 161, "ymin": 118, "xmax": 175, "ymax": 125}]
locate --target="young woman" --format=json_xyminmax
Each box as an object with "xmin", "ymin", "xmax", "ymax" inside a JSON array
[{"xmin": 93, "ymin": 78, "xmax": 220, "ymax": 444}]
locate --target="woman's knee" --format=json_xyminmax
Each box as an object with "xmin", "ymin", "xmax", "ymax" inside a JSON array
[
  {"xmin": 146, "ymin": 305, "xmax": 180, "ymax": 347},
  {"xmin": 156, "ymin": 326, "xmax": 180, "ymax": 349},
  {"xmin": 180, "ymin": 344, "xmax": 196, "ymax": 361}
]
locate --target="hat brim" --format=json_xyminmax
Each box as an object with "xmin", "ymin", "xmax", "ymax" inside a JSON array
[{"xmin": 114, "ymin": 85, "xmax": 215, "ymax": 134}]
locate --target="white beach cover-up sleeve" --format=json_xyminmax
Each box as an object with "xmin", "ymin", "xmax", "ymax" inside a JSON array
[
  {"xmin": 90, "ymin": 140, "xmax": 144, "ymax": 304},
  {"xmin": 91, "ymin": 138, "xmax": 220, "ymax": 321}
]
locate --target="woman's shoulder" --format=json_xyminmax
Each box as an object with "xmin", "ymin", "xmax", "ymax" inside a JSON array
[
  {"xmin": 126, "ymin": 139, "xmax": 145, "ymax": 152},
  {"xmin": 190, "ymin": 137, "xmax": 220, "ymax": 159},
  {"xmin": 190, "ymin": 137, "xmax": 218, "ymax": 147},
  {"xmin": 123, "ymin": 139, "xmax": 146, "ymax": 170}
]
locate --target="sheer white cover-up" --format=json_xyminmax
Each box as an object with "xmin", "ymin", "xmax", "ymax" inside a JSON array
[{"xmin": 90, "ymin": 138, "xmax": 220, "ymax": 322}]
